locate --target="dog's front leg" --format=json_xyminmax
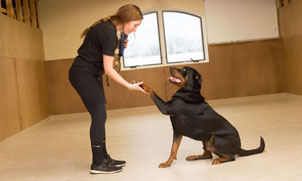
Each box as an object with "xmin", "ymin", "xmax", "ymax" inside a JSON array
[
  {"xmin": 140, "ymin": 83, "xmax": 173, "ymax": 115},
  {"xmin": 139, "ymin": 83, "xmax": 153, "ymax": 96},
  {"xmin": 152, "ymin": 93, "xmax": 173, "ymax": 115},
  {"xmin": 159, "ymin": 134, "xmax": 182, "ymax": 168}
]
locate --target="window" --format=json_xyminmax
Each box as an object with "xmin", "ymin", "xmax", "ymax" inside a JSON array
[
  {"xmin": 124, "ymin": 13, "xmax": 161, "ymax": 68},
  {"xmin": 123, "ymin": 10, "xmax": 208, "ymax": 70},
  {"xmin": 163, "ymin": 12, "xmax": 205, "ymax": 63}
]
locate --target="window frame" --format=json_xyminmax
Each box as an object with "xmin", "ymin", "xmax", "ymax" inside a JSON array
[{"xmin": 121, "ymin": 8, "xmax": 209, "ymax": 71}]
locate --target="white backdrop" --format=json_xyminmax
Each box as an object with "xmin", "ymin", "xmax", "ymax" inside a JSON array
[{"xmin": 205, "ymin": 0, "xmax": 279, "ymax": 44}]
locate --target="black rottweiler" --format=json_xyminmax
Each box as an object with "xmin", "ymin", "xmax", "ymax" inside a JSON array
[{"xmin": 140, "ymin": 66, "xmax": 265, "ymax": 168}]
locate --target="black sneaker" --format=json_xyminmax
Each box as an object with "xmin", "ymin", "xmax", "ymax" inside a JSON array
[
  {"xmin": 105, "ymin": 154, "xmax": 126, "ymax": 167},
  {"xmin": 90, "ymin": 158, "xmax": 122, "ymax": 174}
]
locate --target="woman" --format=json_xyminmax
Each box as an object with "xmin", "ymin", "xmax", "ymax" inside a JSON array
[{"xmin": 69, "ymin": 4, "xmax": 145, "ymax": 174}]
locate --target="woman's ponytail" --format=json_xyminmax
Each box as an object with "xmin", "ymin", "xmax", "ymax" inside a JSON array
[{"xmin": 80, "ymin": 16, "xmax": 112, "ymax": 38}]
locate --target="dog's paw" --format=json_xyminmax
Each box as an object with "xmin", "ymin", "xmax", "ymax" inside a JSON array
[
  {"xmin": 186, "ymin": 154, "xmax": 213, "ymax": 161},
  {"xmin": 186, "ymin": 155, "xmax": 199, "ymax": 161},
  {"xmin": 130, "ymin": 80, "xmax": 141, "ymax": 84},
  {"xmin": 130, "ymin": 81, "xmax": 153, "ymax": 96},
  {"xmin": 212, "ymin": 158, "xmax": 222, "ymax": 165},
  {"xmin": 158, "ymin": 162, "xmax": 171, "ymax": 168},
  {"xmin": 140, "ymin": 83, "xmax": 153, "ymax": 96}
]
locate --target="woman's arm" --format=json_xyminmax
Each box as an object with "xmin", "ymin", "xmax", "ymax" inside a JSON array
[{"xmin": 103, "ymin": 55, "xmax": 145, "ymax": 93}]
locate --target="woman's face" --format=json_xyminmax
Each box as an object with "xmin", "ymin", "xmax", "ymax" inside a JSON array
[{"xmin": 123, "ymin": 19, "xmax": 142, "ymax": 35}]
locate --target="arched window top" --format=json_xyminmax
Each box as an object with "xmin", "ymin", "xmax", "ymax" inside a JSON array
[{"xmin": 123, "ymin": 9, "xmax": 209, "ymax": 70}]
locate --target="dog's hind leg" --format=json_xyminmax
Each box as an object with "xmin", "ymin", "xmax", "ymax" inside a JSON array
[
  {"xmin": 211, "ymin": 135, "xmax": 236, "ymax": 165},
  {"xmin": 212, "ymin": 154, "xmax": 235, "ymax": 165},
  {"xmin": 186, "ymin": 141, "xmax": 213, "ymax": 161},
  {"xmin": 159, "ymin": 134, "xmax": 183, "ymax": 168}
]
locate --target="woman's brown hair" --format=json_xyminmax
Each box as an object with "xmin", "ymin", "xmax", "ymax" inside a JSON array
[{"xmin": 81, "ymin": 4, "xmax": 143, "ymax": 38}]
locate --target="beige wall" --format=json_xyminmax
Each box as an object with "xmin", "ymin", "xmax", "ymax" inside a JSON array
[
  {"xmin": 0, "ymin": 14, "xmax": 49, "ymax": 141},
  {"xmin": 278, "ymin": 0, "xmax": 302, "ymax": 95},
  {"xmin": 46, "ymin": 39, "xmax": 285, "ymax": 115},
  {"xmin": 39, "ymin": 0, "xmax": 205, "ymax": 61}
]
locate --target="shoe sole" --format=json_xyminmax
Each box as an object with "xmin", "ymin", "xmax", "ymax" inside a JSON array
[
  {"xmin": 115, "ymin": 163, "xmax": 126, "ymax": 167},
  {"xmin": 90, "ymin": 169, "xmax": 122, "ymax": 174}
]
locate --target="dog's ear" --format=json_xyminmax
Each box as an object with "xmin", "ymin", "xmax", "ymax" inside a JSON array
[{"xmin": 195, "ymin": 73, "xmax": 202, "ymax": 84}]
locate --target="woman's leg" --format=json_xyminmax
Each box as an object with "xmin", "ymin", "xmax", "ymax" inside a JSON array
[
  {"xmin": 89, "ymin": 102, "xmax": 107, "ymax": 164},
  {"xmin": 69, "ymin": 66, "xmax": 107, "ymax": 165},
  {"xmin": 103, "ymin": 130, "xmax": 108, "ymax": 158}
]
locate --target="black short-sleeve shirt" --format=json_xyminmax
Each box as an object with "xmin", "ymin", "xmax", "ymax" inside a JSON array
[{"xmin": 74, "ymin": 20, "xmax": 118, "ymax": 75}]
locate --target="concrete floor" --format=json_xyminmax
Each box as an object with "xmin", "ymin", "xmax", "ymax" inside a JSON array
[{"xmin": 1, "ymin": 93, "xmax": 302, "ymax": 181}]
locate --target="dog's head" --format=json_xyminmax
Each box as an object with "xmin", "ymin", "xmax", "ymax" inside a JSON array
[{"xmin": 169, "ymin": 66, "xmax": 202, "ymax": 91}]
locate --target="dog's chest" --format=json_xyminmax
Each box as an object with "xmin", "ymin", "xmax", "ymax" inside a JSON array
[
  {"xmin": 170, "ymin": 116, "xmax": 190, "ymax": 134},
  {"xmin": 170, "ymin": 113, "xmax": 207, "ymax": 135},
  {"xmin": 169, "ymin": 103, "xmax": 212, "ymax": 139}
]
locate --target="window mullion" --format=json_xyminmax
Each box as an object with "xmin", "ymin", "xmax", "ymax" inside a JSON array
[{"xmin": 157, "ymin": 10, "xmax": 167, "ymax": 66}]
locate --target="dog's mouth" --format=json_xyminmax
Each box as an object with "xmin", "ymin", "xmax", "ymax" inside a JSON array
[{"xmin": 169, "ymin": 76, "xmax": 182, "ymax": 84}]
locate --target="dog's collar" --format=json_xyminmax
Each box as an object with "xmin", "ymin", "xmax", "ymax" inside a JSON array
[{"xmin": 173, "ymin": 91, "xmax": 205, "ymax": 103}]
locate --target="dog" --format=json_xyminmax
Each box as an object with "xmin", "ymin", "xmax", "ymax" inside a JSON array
[{"xmin": 138, "ymin": 66, "xmax": 265, "ymax": 168}]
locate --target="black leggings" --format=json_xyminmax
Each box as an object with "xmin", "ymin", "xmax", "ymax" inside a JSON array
[{"xmin": 69, "ymin": 65, "xmax": 108, "ymax": 164}]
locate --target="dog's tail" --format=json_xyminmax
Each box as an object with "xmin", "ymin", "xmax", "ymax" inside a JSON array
[{"xmin": 238, "ymin": 137, "xmax": 265, "ymax": 157}]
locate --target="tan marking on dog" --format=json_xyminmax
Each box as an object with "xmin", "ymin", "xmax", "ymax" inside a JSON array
[{"xmin": 159, "ymin": 136, "xmax": 183, "ymax": 168}]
